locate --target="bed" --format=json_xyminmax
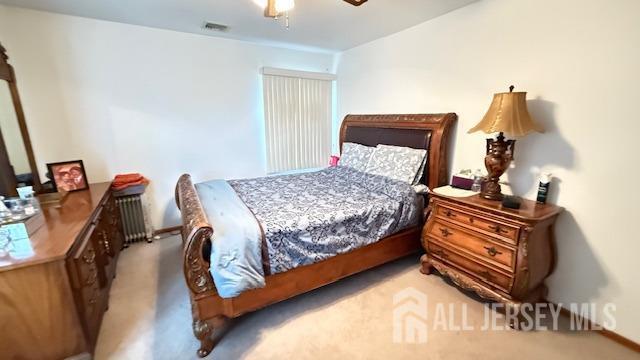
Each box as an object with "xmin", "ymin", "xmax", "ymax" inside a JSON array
[{"xmin": 175, "ymin": 113, "xmax": 456, "ymax": 357}]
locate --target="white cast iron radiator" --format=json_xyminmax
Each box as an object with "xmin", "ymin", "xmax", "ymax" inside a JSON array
[{"xmin": 116, "ymin": 194, "xmax": 152, "ymax": 245}]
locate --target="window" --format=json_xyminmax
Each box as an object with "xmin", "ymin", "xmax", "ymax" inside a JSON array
[{"xmin": 261, "ymin": 67, "xmax": 335, "ymax": 173}]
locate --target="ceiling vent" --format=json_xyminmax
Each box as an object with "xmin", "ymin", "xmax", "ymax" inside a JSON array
[{"xmin": 203, "ymin": 22, "xmax": 229, "ymax": 32}]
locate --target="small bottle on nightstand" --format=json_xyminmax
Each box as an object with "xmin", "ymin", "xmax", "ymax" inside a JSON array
[{"xmin": 536, "ymin": 173, "xmax": 552, "ymax": 204}]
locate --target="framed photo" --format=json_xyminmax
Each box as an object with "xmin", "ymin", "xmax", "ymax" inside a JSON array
[{"xmin": 46, "ymin": 160, "xmax": 89, "ymax": 192}]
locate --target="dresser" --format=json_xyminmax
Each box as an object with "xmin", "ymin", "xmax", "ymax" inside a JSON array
[
  {"xmin": 421, "ymin": 191, "xmax": 562, "ymax": 314},
  {"xmin": 0, "ymin": 183, "xmax": 123, "ymax": 359}
]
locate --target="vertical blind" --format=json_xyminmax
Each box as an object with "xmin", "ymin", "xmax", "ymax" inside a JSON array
[{"xmin": 263, "ymin": 71, "xmax": 333, "ymax": 173}]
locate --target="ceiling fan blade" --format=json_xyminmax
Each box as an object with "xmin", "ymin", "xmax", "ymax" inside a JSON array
[
  {"xmin": 265, "ymin": 0, "xmax": 277, "ymax": 17},
  {"xmin": 343, "ymin": 0, "xmax": 368, "ymax": 6}
]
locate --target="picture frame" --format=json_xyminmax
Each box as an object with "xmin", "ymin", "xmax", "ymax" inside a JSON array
[{"xmin": 46, "ymin": 160, "xmax": 89, "ymax": 192}]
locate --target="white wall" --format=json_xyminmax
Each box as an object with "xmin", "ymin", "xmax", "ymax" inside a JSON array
[
  {"xmin": 337, "ymin": 0, "xmax": 640, "ymax": 343},
  {"xmin": 0, "ymin": 6, "xmax": 334, "ymax": 227}
]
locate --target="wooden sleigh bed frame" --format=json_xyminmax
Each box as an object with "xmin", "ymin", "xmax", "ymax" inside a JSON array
[{"xmin": 175, "ymin": 113, "xmax": 456, "ymax": 357}]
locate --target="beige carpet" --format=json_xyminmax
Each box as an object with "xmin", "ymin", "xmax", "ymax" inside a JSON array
[{"xmin": 94, "ymin": 235, "xmax": 637, "ymax": 360}]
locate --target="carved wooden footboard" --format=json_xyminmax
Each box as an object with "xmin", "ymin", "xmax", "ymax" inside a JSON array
[
  {"xmin": 176, "ymin": 174, "xmax": 215, "ymax": 297},
  {"xmin": 175, "ymin": 174, "xmax": 223, "ymax": 357}
]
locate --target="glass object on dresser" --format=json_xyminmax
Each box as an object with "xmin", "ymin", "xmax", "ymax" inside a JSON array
[
  {"xmin": 0, "ymin": 196, "xmax": 11, "ymax": 221},
  {"xmin": 0, "ymin": 225, "xmax": 11, "ymax": 257},
  {"xmin": 471, "ymin": 169, "xmax": 483, "ymax": 192}
]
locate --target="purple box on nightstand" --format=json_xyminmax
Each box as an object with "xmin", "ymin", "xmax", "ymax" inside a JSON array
[{"xmin": 451, "ymin": 175, "xmax": 474, "ymax": 190}]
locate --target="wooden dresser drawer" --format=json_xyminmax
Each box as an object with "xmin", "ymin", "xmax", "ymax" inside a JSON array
[
  {"xmin": 428, "ymin": 220, "xmax": 515, "ymax": 270},
  {"xmin": 97, "ymin": 193, "xmax": 123, "ymax": 284},
  {"xmin": 70, "ymin": 224, "xmax": 106, "ymax": 342},
  {"xmin": 436, "ymin": 204, "xmax": 519, "ymax": 244},
  {"xmin": 71, "ymin": 225, "xmax": 100, "ymax": 289},
  {"xmin": 428, "ymin": 241, "xmax": 513, "ymax": 292},
  {"xmin": 81, "ymin": 274, "xmax": 101, "ymax": 315},
  {"xmin": 80, "ymin": 281, "xmax": 105, "ymax": 347}
]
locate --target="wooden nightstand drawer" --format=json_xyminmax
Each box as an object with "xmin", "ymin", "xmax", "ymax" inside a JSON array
[
  {"xmin": 436, "ymin": 204, "xmax": 519, "ymax": 244},
  {"xmin": 428, "ymin": 220, "xmax": 515, "ymax": 270},
  {"xmin": 428, "ymin": 242, "xmax": 513, "ymax": 292}
]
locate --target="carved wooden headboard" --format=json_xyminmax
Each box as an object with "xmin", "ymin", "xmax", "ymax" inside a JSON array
[{"xmin": 339, "ymin": 113, "xmax": 457, "ymax": 189}]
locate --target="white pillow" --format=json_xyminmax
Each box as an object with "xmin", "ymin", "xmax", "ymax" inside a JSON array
[
  {"xmin": 339, "ymin": 142, "xmax": 375, "ymax": 172},
  {"xmin": 412, "ymin": 184, "xmax": 430, "ymax": 194},
  {"xmin": 365, "ymin": 144, "xmax": 427, "ymax": 184}
]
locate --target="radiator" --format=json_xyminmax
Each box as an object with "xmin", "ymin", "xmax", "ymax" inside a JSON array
[{"xmin": 116, "ymin": 194, "xmax": 152, "ymax": 245}]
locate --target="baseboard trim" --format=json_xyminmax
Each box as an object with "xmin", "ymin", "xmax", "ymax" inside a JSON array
[
  {"xmin": 554, "ymin": 303, "xmax": 640, "ymax": 353},
  {"xmin": 600, "ymin": 327, "xmax": 640, "ymax": 353},
  {"xmin": 153, "ymin": 225, "xmax": 181, "ymax": 236}
]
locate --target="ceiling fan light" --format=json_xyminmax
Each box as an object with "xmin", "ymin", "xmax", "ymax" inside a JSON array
[
  {"xmin": 276, "ymin": 0, "xmax": 294, "ymax": 12},
  {"xmin": 253, "ymin": 0, "xmax": 294, "ymax": 12}
]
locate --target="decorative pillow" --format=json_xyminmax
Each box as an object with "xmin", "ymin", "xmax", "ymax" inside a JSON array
[
  {"xmin": 339, "ymin": 142, "xmax": 375, "ymax": 172},
  {"xmin": 365, "ymin": 144, "xmax": 427, "ymax": 184}
]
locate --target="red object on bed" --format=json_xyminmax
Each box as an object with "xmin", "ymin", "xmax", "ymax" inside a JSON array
[
  {"xmin": 329, "ymin": 155, "xmax": 340, "ymax": 167},
  {"xmin": 111, "ymin": 173, "xmax": 149, "ymax": 191}
]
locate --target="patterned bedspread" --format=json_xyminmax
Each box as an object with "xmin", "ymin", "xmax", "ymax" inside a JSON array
[{"xmin": 229, "ymin": 166, "xmax": 421, "ymax": 274}]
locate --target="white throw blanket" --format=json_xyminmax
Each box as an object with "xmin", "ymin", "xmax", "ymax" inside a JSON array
[{"xmin": 195, "ymin": 180, "xmax": 265, "ymax": 298}]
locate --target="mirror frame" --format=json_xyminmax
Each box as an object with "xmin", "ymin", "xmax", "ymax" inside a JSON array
[{"xmin": 0, "ymin": 42, "xmax": 42, "ymax": 196}]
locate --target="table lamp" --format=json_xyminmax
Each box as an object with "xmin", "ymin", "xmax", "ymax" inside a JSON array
[{"xmin": 468, "ymin": 86, "xmax": 544, "ymax": 200}]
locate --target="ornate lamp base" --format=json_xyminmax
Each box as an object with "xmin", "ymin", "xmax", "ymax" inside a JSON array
[
  {"xmin": 480, "ymin": 132, "xmax": 514, "ymax": 201},
  {"xmin": 481, "ymin": 179, "xmax": 505, "ymax": 201}
]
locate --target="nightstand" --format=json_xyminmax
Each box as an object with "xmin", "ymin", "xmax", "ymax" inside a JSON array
[{"xmin": 421, "ymin": 191, "xmax": 563, "ymax": 313}]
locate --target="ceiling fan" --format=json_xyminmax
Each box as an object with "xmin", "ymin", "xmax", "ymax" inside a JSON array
[{"xmin": 253, "ymin": 0, "xmax": 368, "ymax": 22}]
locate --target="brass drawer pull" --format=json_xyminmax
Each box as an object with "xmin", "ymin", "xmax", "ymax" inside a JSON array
[
  {"xmin": 101, "ymin": 230, "xmax": 112, "ymax": 255},
  {"xmin": 85, "ymin": 271, "xmax": 97, "ymax": 286},
  {"xmin": 432, "ymin": 249, "xmax": 449, "ymax": 259},
  {"xmin": 488, "ymin": 225, "xmax": 508, "ymax": 234},
  {"xmin": 82, "ymin": 249, "xmax": 96, "ymax": 264},
  {"xmin": 444, "ymin": 209, "xmax": 457, "ymax": 218},
  {"xmin": 484, "ymin": 246, "xmax": 503, "ymax": 257},
  {"xmin": 478, "ymin": 270, "xmax": 495, "ymax": 281},
  {"xmin": 439, "ymin": 227, "xmax": 452, "ymax": 237}
]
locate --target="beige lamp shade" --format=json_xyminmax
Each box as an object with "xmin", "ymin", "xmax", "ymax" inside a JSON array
[{"xmin": 468, "ymin": 91, "xmax": 544, "ymax": 137}]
